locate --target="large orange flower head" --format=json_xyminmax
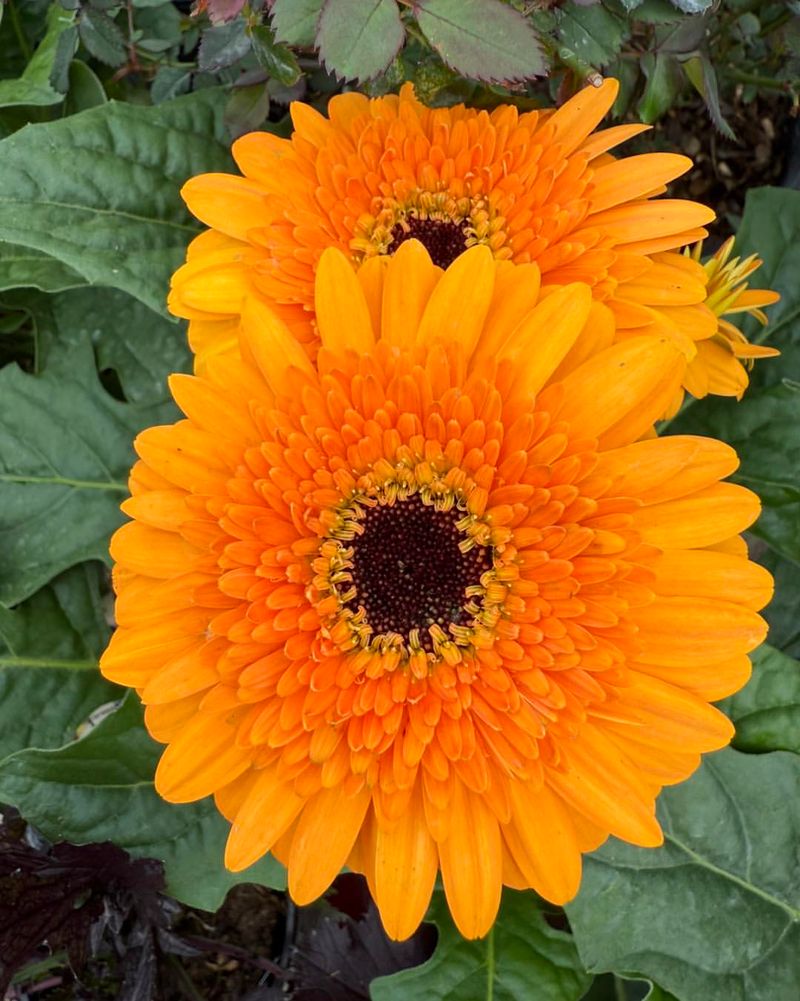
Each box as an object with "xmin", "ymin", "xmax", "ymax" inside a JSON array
[
  {"xmin": 170, "ymin": 79, "xmax": 723, "ymax": 379},
  {"xmin": 107, "ymin": 244, "xmax": 770, "ymax": 940}
]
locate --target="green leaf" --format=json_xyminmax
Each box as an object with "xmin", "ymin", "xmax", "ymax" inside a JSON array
[
  {"xmin": 682, "ymin": 54, "xmax": 736, "ymax": 141},
  {"xmin": 317, "ymin": 0, "xmax": 405, "ymax": 82},
  {"xmin": 0, "ymin": 243, "xmax": 85, "ymax": 293},
  {"xmin": 372, "ymin": 889, "xmax": 591, "ymax": 1001},
  {"xmin": 38, "ymin": 286, "xmax": 190, "ymax": 406},
  {"xmin": 78, "ymin": 8, "xmax": 127, "ymax": 68},
  {"xmin": 0, "ymin": 89, "xmax": 232, "ymax": 314},
  {"xmin": 0, "ymin": 691, "xmax": 286, "ymax": 910},
  {"xmin": 224, "ymin": 83, "xmax": 271, "ymax": 140},
  {"xmin": 0, "ymin": 340, "xmax": 153, "ymax": 606},
  {"xmin": 272, "ymin": 0, "xmax": 324, "ymax": 47},
  {"xmin": 637, "ymin": 51, "xmax": 682, "ymax": 123},
  {"xmin": 64, "ymin": 59, "xmax": 108, "ymax": 113},
  {"xmin": 416, "ymin": 0, "xmax": 545, "ymax": 83},
  {"xmin": 755, "ymin": 546, "xmax": 800, "ymax": 659},
  {"xmin": 250, "ymin": 25, "xmax": 302, "ymax": 86},
  {"xmin": 719, "ymin": 645, "xmax": 800, "ymax": 755},
  {"xmin": 555, "ymin": 2, "xmax": 628, "ymax": 71},
  {"xmin": 632, "ymin": 0, "xmax": 686, "ymax": 23},
  {"xmin": 566, "ymin": 749, "xmax": 800, "ymax": 1001},
  {"xmin": 734, "ymin": 187, "xmax": 800, "ymax": 388},
  {"xmin": 0, "ymin": 4, "xmax": 76, "ymax": 109},
  {"xmin": 0, "ymin": 563, "xmax": 117, "ymax": 762},
  {"xmin": 150, "ymin": 65, "xmax": 193, "ymax": 104},
  {"xmin": 198, "ymin": 19, "xmax": 251, "ymax": 73},
  {"xmin": 667, "ymin": 383, "xmax": 800, "ymax": 564}
]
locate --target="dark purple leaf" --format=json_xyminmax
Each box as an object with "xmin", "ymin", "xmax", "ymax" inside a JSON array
[{"xmin": 286, "ymin": 874, "xmax": 435, "ymax": 1001}]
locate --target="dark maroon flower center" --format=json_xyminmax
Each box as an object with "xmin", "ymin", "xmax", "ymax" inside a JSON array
[
  {"xmin": 390, "ymin": 216, "xmax": 470, "ymax": 270},
  {"xmin": 346, "ymin": 493, "xmax": 492, "ymax": 652}
]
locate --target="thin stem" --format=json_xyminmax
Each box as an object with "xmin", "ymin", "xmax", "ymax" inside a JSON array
[
  {"xmin": 167, "ymin": 955, "xmax": 207, "ymax": 1001},
  {"xmin": 613, "ymin": 976, "xmax": 628, "ymax": 1001},
  {"xmin": 7, "ymin": 0, "xmax": 32, "ymax": 61},
  {"xmin": 720, "ymin": 67, "xmax": 791, "ymax": 91}
]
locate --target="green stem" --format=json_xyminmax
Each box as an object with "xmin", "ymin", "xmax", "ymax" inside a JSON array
[
  {"xmin": 614, "ymin": 977, "xmax": 628, "ymax": 1001},
  {"xmin": 720, "ymin": 67, "xmax": 790, "ymax": 91},
  {"xmin": 7, "ymin": 0, "xmax": 32, "ymax": 61},
  {"xmin": 485, "ymin": 924, "xmax": 495, "ymax": 1001}
]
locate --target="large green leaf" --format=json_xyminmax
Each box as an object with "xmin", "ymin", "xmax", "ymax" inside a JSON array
[
  {"xmin": 734, "ymin": 187, "xmax": 800, "ymax": 389},
  {"xmin": 0, "ymin": 242, "xmax": 85, "ymax": 293},
  {"xmin": 754, "ymin": 545, "xmax": 800, "ymax": 659},
  {"xmin": 667, "ymin": 383, "xmax": 800, "ymax": 564},
  {"xmin": 566, "ymin": 749, "xmax": 800, "ymax": 1001},
  {"xmin": 0, "ymin": 691, "xmax": 286, "ymax": 910},
  {"xmin": 0, "ymin": 89, "xmax": 232, "ymax": 314},
  {"xmin": 272, "ymin": 0, "xmax": 323, "ymax": 47},
  {"xmin": 555, "ymin": 2, "xmax": 628, "ymax": 72},
  {"xmin": 415, "ymin": 0, "xmax": 545, "ymax": 83},
  {"xmin": 317, "ymin": 0, "xmax": 405, "ymax": 82},
  {"xmin": 719, "ymin": 644, "xmax": 800, "ymax": 755},
  {"xmin": 372, "ymin": 890, "xmax": 591, "ymax": 1001},
  {"xmin": 39, "ymin": 286, "xmax": 191, "ymax": 406},
  {"xmin": 0, "ymin": 340, "xmax": 160, "ymax": 606},
  {"xmin": 0, "ymin": 4, "xmax": 75, "ymax": 109},
  {"xmin": 0, "ymin": 562, "xmax": 117, "ymax": 762}
]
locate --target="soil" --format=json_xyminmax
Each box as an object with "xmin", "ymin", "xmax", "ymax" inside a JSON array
[{"xmin": 627, "ymin": 89, "xmax": 796, "ymax": 231}]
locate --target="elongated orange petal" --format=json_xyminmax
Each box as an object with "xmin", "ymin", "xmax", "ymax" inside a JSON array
[
  {"xmin": 316, "ymin": 247, "xmax": 375, "ymax": 354},
  {"xmin": 504, "ymin": 781, "xmax": 582, "ymax": 904},
  {"xmin": 439, "ymin": 780, "xmax": 502, "ymax": 939},
  {"xmin": 226, "ymin": 764, "xmax": 304, "ymax": 871},
  {"xmin": 633, "ymin": 483, "xmax": 760, "ymax": 548},
  {"xmin": 416, "ymin": 245, "xmax": 495, "ymax": 358},
  {"xmin": 288, "ymin": 785, "xmax": 372, "ymax": 904},
  {"xmin": 156, "ymin": 712, "xmax": 251, "ymax": 802},
  {"xmin": 373, "ymin": 786, "xmax": 438, "ymax": 940}
]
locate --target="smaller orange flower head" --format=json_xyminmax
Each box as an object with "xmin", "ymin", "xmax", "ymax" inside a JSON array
[
  {"xmin": 681, "ymin": 238, "xmax": 780, "ymax": 400},
  {"xmin": 169, "ymin": 79, "xmax": 716, "ymax": 373},
  {"xmin": 105, "ymin": 244, "xmax": 770, "ymax": 940}
]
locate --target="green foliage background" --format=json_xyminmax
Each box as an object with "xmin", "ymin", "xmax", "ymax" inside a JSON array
[{"xmin": 0, "ymin": 1, "xmax": 798, "ymax": 998}]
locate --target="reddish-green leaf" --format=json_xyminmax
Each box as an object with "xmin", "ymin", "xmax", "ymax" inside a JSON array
[{"xmin": 415, "ymin": 0, "xmax": 545, "ymax": 82}]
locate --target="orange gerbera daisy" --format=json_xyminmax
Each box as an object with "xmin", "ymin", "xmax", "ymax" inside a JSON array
[
  {"xmin": 104, "ymin": 245, "xmax": 770, "ymax": 940},
  {"xmin": 169, "ymin": 78, "xmax": 715, "ymax": 373},
  {"xmin": 682, "ymin": 238, "xmax": 780, "ymax": 399}
]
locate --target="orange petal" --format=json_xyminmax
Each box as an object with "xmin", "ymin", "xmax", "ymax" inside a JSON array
[
  {"xmin": 438, "ymin": 779, "xmax": 502, "ymax": 939},
  {"xmin": 649, "ymin": 549, "xmax": 773, "ymax": 610},
  {"xmin": 633, "ymin": 483, "xmax": 760, "ymax": 548},
  {"xmin": 381, "ymin": 239, "xmax": 441, "ymax": 349},
  {"xmin": 288, "ymin": 784, "xmax": 372, "ymax": 904},
  {"xmin": 240, "ymin": 297, "xmax": 315, "ymax": 391},
  {"xmin": 417, "ymin": 245, "xmax": 495, "ymax": 359},
  {"xmin": 633, "ymin": 596, "xmax": 767, "ymax": 667},
  {"xmin": 594, "ymin": 435, "xmax": 739, "ymax": 505},
  {"xmin": 503, "ymin": 283, "xmax": 593, "ymax": 398},
  {"xmin": 549, "ymin": 78, "xmax": 618, "ymax": 157},
  {"xmin": 155, "ymin": 712, "xmax": 251, "ymax": 802},
  {"xmin": 589, "ymin": 154, "xmax": 692, "ymax": 214},
  {"xmin": 225, "ymin": 763, "xmax": 305, "ymax": 871},
  {"xmin": 504, "ymin": 780, "xmax": 582, "ymax": 904},
  {"xmin": 553, "ymin": 336, "xmax": 683, "ymax": 446},
  {"xmin": 316, "ymin": 247, "xmax": 375, "ymax": 354},
  {"xmin": 181, "ymin": 174, "xmax": 268, "ymax": 240},
  {"xmin": 373, "ymin": 785, "xmax": 438, "ymax": 940}
]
